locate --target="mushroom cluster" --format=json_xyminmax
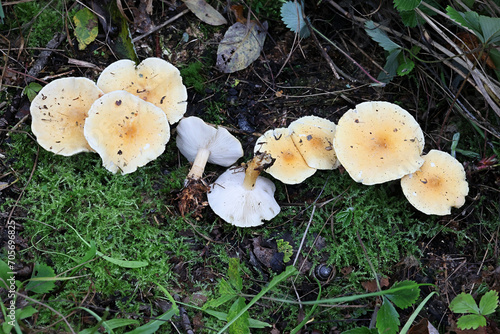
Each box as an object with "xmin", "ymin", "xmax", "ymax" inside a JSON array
[
  {"xmin": 331, "ymin": 101, "xmax": 468, "ymax": 216},
  {"xmin": 29, "ymin": 57, "xmax": 187, "ymax": 175}
]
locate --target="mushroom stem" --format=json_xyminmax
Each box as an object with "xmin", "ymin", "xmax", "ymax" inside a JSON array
[
  {"xmin": 187, "ymin": 148, "xmax": 211, "ymax": 180},
  {"xmin": 243, "ymin": 152, "xmax": 274, "ymax": 190}
]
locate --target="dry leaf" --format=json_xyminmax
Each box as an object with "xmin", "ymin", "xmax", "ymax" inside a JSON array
[
  {"xmin": 183, "ymin": 0, "xmax": 227, "ymax": 26},
  {"xmin": 216, "ymin": 21, "xmax": 268, "ymax": 73}
]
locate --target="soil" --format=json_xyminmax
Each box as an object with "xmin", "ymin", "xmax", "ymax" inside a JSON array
[{"xmin": 1, "ymin": 1, "xmax": 500, "ymax": 333}]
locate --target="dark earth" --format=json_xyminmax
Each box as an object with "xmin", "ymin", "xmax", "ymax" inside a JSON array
[{"xmin": 1, "ymin": 0, "xmax": 500, "ymax": 333}]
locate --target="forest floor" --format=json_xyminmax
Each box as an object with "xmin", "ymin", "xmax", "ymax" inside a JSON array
[{"xmin": 0, "ymin": 0, "xmax": 499, "ymax": 333}]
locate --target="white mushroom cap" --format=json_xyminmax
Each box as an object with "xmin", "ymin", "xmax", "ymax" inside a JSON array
[
  {"xmin": 207, "ymin": 167, "xmax": 280, "ymax": 227},
  {"xmin": 97, "ymin": 57, "xmax": 187, "ymax": 124},
  {"xmin": 333, "ymin": 101, "xmax": 425, "ymax": 185},
  {"xmin": 30, "ymin": 77, "xmax": 103, "ymax": 156},
  {"xmin": 401, "ymin": 149, "xmax": 469, "ymax": 215},
  {"xmin": 289, "ymin": 115, "xmax": 339, "ymax": 170},
  {"xmin": 84, "ymin": 90, "xmax": 170, "ymax": 174},
  {"xmin": 176, "ymin": 116, "xmax": 243, "ymax": 166},
  {"xmin": 254, "ymin": 128, "xmax": 316, "ymax": 184}
]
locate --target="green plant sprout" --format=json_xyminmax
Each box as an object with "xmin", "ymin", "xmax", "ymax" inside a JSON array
[
  {"xmin": 277, "ymin": 239, "xmax": 293, "ymax": 263},
  {"xmin": 449, "ymin": 290, "xmax": 499, "ymax": 330}
]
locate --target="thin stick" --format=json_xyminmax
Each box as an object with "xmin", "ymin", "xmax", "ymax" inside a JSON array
[{"xmin": 132, "ymin": 9, "xmax": 190, "ymax": 43}]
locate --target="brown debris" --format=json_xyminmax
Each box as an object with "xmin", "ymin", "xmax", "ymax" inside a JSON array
[{"xmin": 176, "ymin": 178, "xmax": 209, "ymax": 218}]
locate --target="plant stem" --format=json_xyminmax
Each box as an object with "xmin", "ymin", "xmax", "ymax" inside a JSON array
[{"xmin": 187, "ymin": 148, "xmax": 210, "ymax": 180}]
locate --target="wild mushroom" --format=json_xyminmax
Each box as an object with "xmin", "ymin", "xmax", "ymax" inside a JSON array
[
  {"xmin": 84, "ymin": 90, "xmax": 170, "ymax": 174},
  {"xmin": 176, "ymin": 116, "xmax": 243, "ymax": 181},
  {"xmin": 333, "ymin": 101, "xmax": 425, "ymax": 185},
  {"xmin": 288, "ymin": 115, "xmax": 339, "ymax": 170},
  {"xmin": 30, "ymin": 77, "xmax": 103, "ymax": 156},
  {"xmin": 254, "ymin": 128, "xmax": 316, "ymax": 184},
  {"xmin": 207, "ymin": 152, "xmax": 280, "ymax": 227},
  {"xmin": 401, "ymin": 149, "xmax": 469, "ymax": 215},
  {"xmin": 96, "ymin": 57, "xmax": 187, "ymax": 124}
]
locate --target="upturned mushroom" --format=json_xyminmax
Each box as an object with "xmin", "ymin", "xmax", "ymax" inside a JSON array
[
  {"xmin": 84, "ymin": 90, "xmax": 170, "ymax": 174},
  {"xmin": 207, "ymin": 152, "xmax": 280, "ymax": 227},
  {"xmin": 333, "ymin": 101, "xmax": 425, "ymax": 185},
  {"xmin": 254, "ymin": 128, "xmax": 316, "ymax": 184},
  {"xmin": 289, "ymin": 115, "xmax": 339, "ymax": 170},
  {"xmin": 401, "ymin": 149, "xmax": 469, "ymax": 215},
  {"xmin": 97, "ymin": 57, "xmax": 187, "ymax": 124},
  {"xmin": 30, "ymin": 77, "xmax": 103, "ymax": 156},
  {"xmin": 176, "ymin": 116, "xmax": 244, "ymax": 181}
]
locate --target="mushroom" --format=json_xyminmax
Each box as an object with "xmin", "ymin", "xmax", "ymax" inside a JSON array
[
  {"xmin": 84, "ymin": 90, "xmax": 170, "ymax": 174},
  {"xmin": 288, "ymin": 115, "xmax": 339, "ymax": 170},
  {"xmin": 96, "ymin": 57, "xmax": 187, "ymax": 124},
  {"xmin": 30, "ymin": 77, "xmax": 103, "ymax": 156},
  {"xmin": 401, "ymin": 149, "xmax": 469, "ymax": 215},
  {"xmin": 207, "ymin": 152, "xmax": 280, "ymax": 227},
  {"xmin": 176, "ymin": 116, "xmax": 244, "ymax": 181},
  {"xmin": 333, "ymin": 101, "xmax": 425, "ymax": 185},
  {"xmin": 254, "ymin": 128, "xmax": 316, "ymax": 184}
]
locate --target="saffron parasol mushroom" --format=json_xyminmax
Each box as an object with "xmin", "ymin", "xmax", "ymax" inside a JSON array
[
  {"xmin": 84, "ymin": 90, "xmax": 170, "ymax": 174},
  {"xmin": 30, "ymin": 77, "xmax": 103, "ymax": 156},
  {"xmin": 289, "ymin": 115, "xmax": 339, "ymax": 170},
  {"xmin": 97, "ymin": 57, "xmax": 187, "ymax": 124},
  {"xmin": 207, "ymin": 152, "xmax": 280, "ymax": 227},
  {"xmin": 254, "ymin": 128, "xmax": 316, "ymax": 184},
  {"xmin": 333, "ymin": 101, "xmax": 425, "ymax": 185},
  {"xmin": 400, "ymin": 149, "xmax": 469, "ymax": 215}
]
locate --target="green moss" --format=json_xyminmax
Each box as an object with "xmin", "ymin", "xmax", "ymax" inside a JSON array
[{"xmin": 180, "ymin": 61, "xmax": 206, "ymax": 94}]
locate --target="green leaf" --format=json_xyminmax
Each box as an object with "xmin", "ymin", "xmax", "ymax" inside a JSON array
[
  {"xmin": 446, "ymin": 7, "xmax": 482, "ymax": 38},
  {"xmin": 0, "ymin": 259, "xmax": 13, "ymax": 289},
  {"xmin": 280, "ymin": 1, "xmax": 310, "ymax": 38},
  {"xmin": 365, "ymin": 21, "xmax": 401, "ymax": 52},
  {"xmin": 378, "ymin": 49, "xmax": 401, "ymax": 83},
  {"xmin": 456, "ymin": 314, "xmax": 486, "ymax": 330},
  {"xmin": 397, "ymin": 59, "xmax": 415, "ymax": 76},
  {"xmin": 227, "ymin": 297, "xmax": 250, "ymax": 334},
  {"xmin": 450, "ymin": 292, "xmax": 481, "ymax": 314},
  {"xmin": 203, "ymin": 309, "xmax": 271, "ymax": 328},
  {"xmin": 73, "ymin": 7, "xmax": 98, "ymax": 50},
  {"xmin": 203, "ymin": 279, "xmax": 237, "ymax": 309},
  {"xmin": 126, "ymin": 308, "xmax": 178, "ymax": 334},
  {"xmin": 394, "ymin": 0, "xmax": 422, "ymax": 11},
  {"xmin": 228, "ymin": 258, "xmax": 243, "ymax": 292},
  {"xmin": 385, "ymin": 280, "xmax": 420, "ymax": 309},
  {"xmin": 25, "ymin": 263, "xmax": 56, "ymax": 294},
  {"xmin": 478, "ymin": 15, "xmax": 500, "ymax": 44},
  {"xmin": 478, "ymin": 290, "xmax": 499, "ymax": 316},
  {"xmin": 376, "ymin": 297, "xmax": 400, "ymax": 334},
  {"xmin": 105, "ymin": 0, "xmax": 138, "ymax": 62},
  {"xmin": 22, "ymin": 82, "xmax": 42, "ymax": 102},
  {"xmin": 17, "ymin": 306, "xmax": 37, "ymax": 320},
  {"xmin": 342, "ymin": 327, "xmax": 378, "ymax": 334}
]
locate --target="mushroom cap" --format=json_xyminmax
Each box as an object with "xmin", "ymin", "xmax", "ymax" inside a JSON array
[
  {"xmin": 96, "ymin": 57, "xmax": 187, "ymax": 124},
  {"xmin": 84, "ymin": 90, "xmax": 170, "ymax": 174},
  {"xmin": 176, "ymin": 116, "xmax": 243, "ymax": 166},
  {"xmin": 30, "ymin": 77, "xmax": 103, "ymax": 156},
  {"xmin": 289, "ymin": 115, "xmax": 339, "ymax": 170},
  {"xmin": 254, "ymin": 128, "xmax": 316, "ymax": 184},
  {"xmin": 401, "ymin": 149, "xmax": 469, "ymax": 215},
  {"xmin": 207, "ymin": 167, "xmax": 281, "ymax": 227},
  {"xmin": 333, "ymin": 101, "xmax": 425, "ymax": 185}
]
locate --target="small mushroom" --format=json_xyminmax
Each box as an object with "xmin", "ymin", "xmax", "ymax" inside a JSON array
[
  {"xmin": 84, "ymin": 90, "xmax": 170, "ymax": 174},
  {"xmin": 254, "ymin": 128, "xmax": 316, "ymax": 184},
  {"xmin": 401, "ymin": 149, "xmax": 469, "ymax": 215},
  {"xmin": 333, "ymin": 101, "xmax": 425, "ymax": 185},
  {"xmin": 207, "ymin": 153, "xmax": 280, "ymax": 227},
  {"xmin": 97, "ymin": 57, "xmax": 187, "ymax": 124},
  {"xmin": 289, "ymin": 115, "xmax": 339, "ymax": 170},
  {"xmin": 30, "ymin": 77, "xmax": 103, "ymax": 156},
  {"xmin": 176, "ymin": 116, "xmax": 243, "ymax": 181}
]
